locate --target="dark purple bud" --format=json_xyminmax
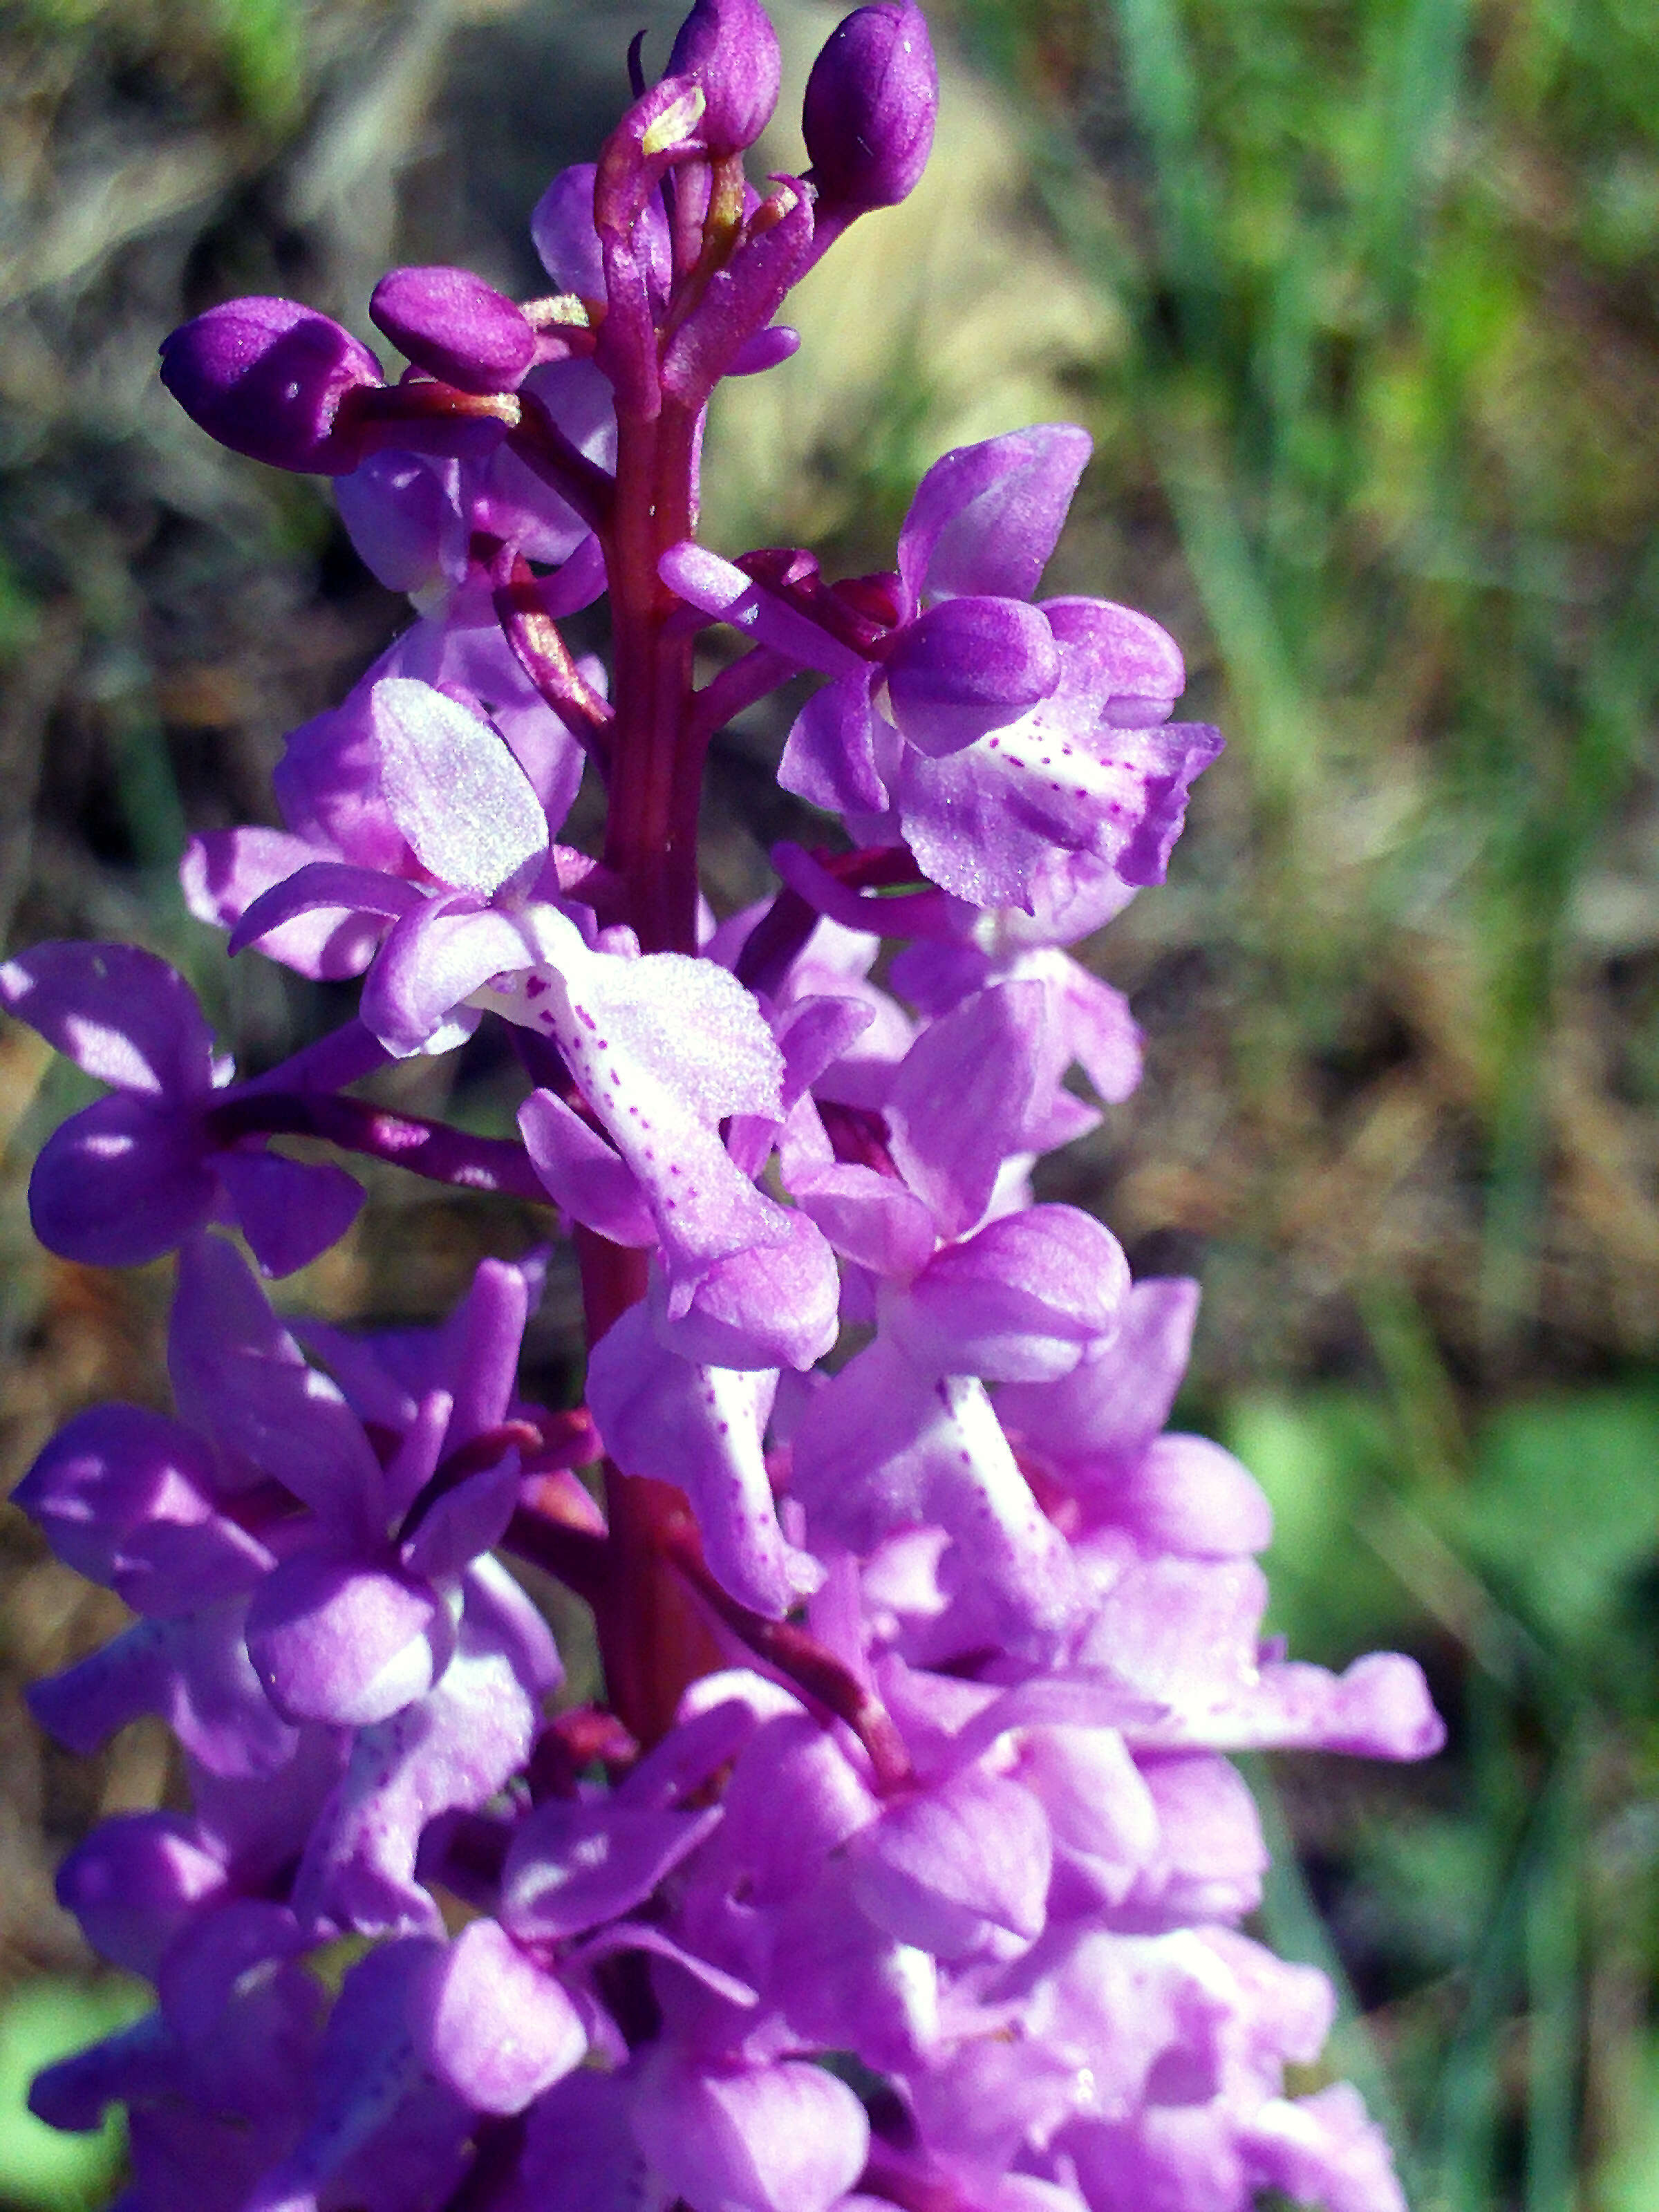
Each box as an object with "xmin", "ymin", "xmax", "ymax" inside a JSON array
[
  {"xmin": 158, "ymin": 297, "xmax": 382, "ymax": 474},
  {"xmin": 369, "ymin": 265, "xmax": 538, "ymax": 395},
  {"xmin": 668, "ymin": 0, "xmax": 782, "ymax": 155},
  {"xmin": 803, "ymin": 0, "xmax": 938, "ymax": 212}
]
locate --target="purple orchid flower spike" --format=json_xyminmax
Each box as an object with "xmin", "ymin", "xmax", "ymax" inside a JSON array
[
  {"xmin": 19, "ymin": 16, "xmax": 1447, "ymax": 2212},
  {"xmin": 0, "ymin": 942, "xmax": 365, "ymax": 1274}
]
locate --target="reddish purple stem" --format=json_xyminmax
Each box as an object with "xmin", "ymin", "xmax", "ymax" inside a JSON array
[{"xmin": 204, "ymin": 1091, "xmax": 550, "ymax": 1206}]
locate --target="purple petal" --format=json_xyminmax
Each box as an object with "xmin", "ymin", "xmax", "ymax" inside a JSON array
[
  {"xmin": 503, "ymin": 1794, "xmax": 721, "ymax": 1942},
  {"xmin": 649, "ymin": 1210, "xmax": 841, "ymax": 1373},
  {"xmin": 240, "ymin": 1939, "xmax": 469, "ymax": 2212},
  {"xmin": 631, "ymin": 2053, "xmax": 870, "ymax": 2212},
  {"xmin": 227, "ymin": 861, "xmax": 423, "ymax": 957},
  {"xmin": 898, "ymin": 713, "xmax": 1223, "ymax": 911},
  {"xmin": 1134, "ymin": 1751, "xmax": 1267, "ymax": 1919},
  {"xmin": 577, "ymin": 1918, "xmax": 758, "ymax": 2007},
  {"xmin": 1043, "ymin": 594, "xmax": 1184, "ymax": 714},
  {"xmin": 659, "ymin": 542, "xmax": 868, "ymax": 678},
  {"xmin": 884, "ymin": 982, "xmax": 1046, "ymax": 1238},
  {"xmin": 897, "ymin": 424, "xmax": 1091, "ymax": 608},
  {"xmin": 28, "ymin": 2012, "xmax": 180, "ymax": 2135},
  {"xmin": 791, "ymin": 1338, "xmax": 1079, "ymax": 1653},
  {"xmin": 519, "ymin": 1086, "xmax": 657, "ymax": 1246},
  {"xmin": 1050, "ymin": 953, "xmax": 1143, "ymax": 1102},
  {"xmin": 849, "ymin": 1765, "xmax": 1051, "ymax": 1955},
  {"xmin": 1089, "ymin": 1432, "xmax": 1273, "ymax": 1557},
  {"xmin": 786, "ymin": 1143, "xmax": 939, "ymax": 1277},
  {"xmin": 288, "ymin": 1322, "xmax": 420, "ymax": 1432},
  {"xmin": 767, "ymin": 1862, "xmax": 937, "ymax": 2072},
  {"xmin": 462, "ymin": 1552, "xmax": 562, "ymax": 1696},
  {"xmin": 167, "ymin": 1233, "xmax": 384, "ymax": 1524},
  {"xmin": 185, "ymin": 830, "xmax": 391, "ymax": 979},
  {"xmin": 1013, "ymin": 1725, "xmax": 1159, "ymax": 1871},
  {"xmin": 774, "ymin": 991, "xmax": 881, "ymax": 1107},
  {"xmin": 372, "ymin": 678, "xmax": 548, "ymax": 895},
  {"xmin": 28, "ymin": 1091, "xmax": 216, "ymax": 1268},
  {"xmin": 530, "ymin": 163, "xmax": 670, "ymax": 302},
  {"xmin": 1074, "ymin": 1557, "xmax": 1267, "ymax": 1709},
  {"xmin": 777, "ymin": 674, "xmax": 892, "ymax": 814},
  {"xmin": 441, "ymin": 1254, "xmax": 536, "ymax": 1444},
  {"xmin": 400, "ymin": 1461, "xmax": 520, "ymax": 1584},
  {"xmin": 412, "ymin": 1920, "xmax": 585, "ymax": 2113},
  {"xmin": 890, "ymin": 1203, "xmax": 1130, "ymax": 1381},
  {"xmin": 155, "ymin": 1897, "xmax": 311, "ymax": 2041},
  {"xmin": 56, "ymin": 1813, "xmax": 228, "ymax": 1978},
  {"xmin": 661, "ymin": 185, "xmax": 814, "ymax": 405},
  {"xmin": 377, "ymin": 1388, "xmax": 449, "ymax": 1524},
  {"xmin": 245, "ymin": 1553, "xmax": 453, "ymax": 1727},
  {"xmin": 997, "ymin": 1276, "xmax": 1200, "ymax": 1476},
  {"xmin": 701, "ymin": 1710, "xmax": 877, "ymax": 1903},
  {"xmin": 187, "ymin": 1725, "xmax": 349, "ymax": 1883},
  {"xmin": 1002, "ymin": 1925, "xmax": 1241, "ymax": 2128},
  {"xmin": 530, "ymin": 165, "xmax": 606, "ymax": 295},
  {"xmin": 370, "ymin": 266, "xmax": 536, "ymax": 395},
  {"xmin": 1241, "ymin": 2083, "xmax": 1407, "ymax": 2212},
  {"xmin": 335, "ymin": 450, "xmax": 466, "ymax": 594},
  {"xmin": 1231, "ymin": 1653, "xmax": 1446, "ymax": 1761},
  {"xmin": 292, "ymin": 1622, "xmax": 545, "ymax": 1937},
  {"xmin": 30, "ymin": 1602, "xmax": 298, "ymax": 1775},
  {"xmin": 1103, "ymin": 720, "xmax": 1226, "ymax": 885},
  {"xmin": 503, "ymin": 355, "xmax": 617, "ymax": 484},
  {"xmin": 272, "ymin": 665, "xmax": 411, "ymax": 870},
  {"xmin": 15, "ymin": 1402, "xmax": 271, "ymax": 1614},
  {"xmin": 885, "ymin": 597, "xmax": 1060, "ymax": 758},
  {"xmin": 617, "ymin": 1697, "xmax": 760, "ymax": 1810},
  {"xmin": 498, "ymin": 2072, "xmax": 656, "ymax": 2212},
  {"xmin": 518, "ymin": 912, "xmax": 789, "ymax": 1287},
  {"xmin": 0, "ymin": 940, "xmax": 216, "ymax": 1096},
  {"xmin": 587, "ymin": 1302, "xmax": 817, "ymax": 1618},
  {"xmin": 218, "ymin": 1148, "xmax": 365, "ymax": 1279},
  {"xmin": 182, "ymin": 824, "xmax": 326, "ymax": 923},
  {"xmin": 522, "ymin": 521, "xmax": 608, "ymax": 617},
  {"xmin": 360, "ymin": 897, "xmax": 528, "ymax": 1056},
  {"xmin": 943, "ymin": 1671, "xmax": 1165, "ymax": 1765}
]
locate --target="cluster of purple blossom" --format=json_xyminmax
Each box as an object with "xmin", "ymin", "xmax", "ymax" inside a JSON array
[{"xmin": 6, "ymin": 6, "xmax": 1443, "ymax": 2210}]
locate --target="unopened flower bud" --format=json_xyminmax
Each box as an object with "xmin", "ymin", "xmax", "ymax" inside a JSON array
[
  {"xmin": 158, "ymin": 297, "xmax": 382, "ymax": 474},
  {"xmin": 667, "ymin": 0, "xmax": 782, "ymax": 155},
  {"xmin": 802, "ymin": 0, "xmax": 938, "ymax": 212},
  {"xmin": 369, "ymin": 265, "xmax": 538, "ymax": 395}
]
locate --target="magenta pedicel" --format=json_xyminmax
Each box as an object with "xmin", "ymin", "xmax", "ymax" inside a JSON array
[{"xmin": 8, "ymin": 8, "xmax": 1441, "ymax": 2211}]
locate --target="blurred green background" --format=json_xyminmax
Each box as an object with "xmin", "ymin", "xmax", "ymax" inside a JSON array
[{"xmin": 1, "ymin": 0, "xmax": 1656, "ymax": 2205}]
